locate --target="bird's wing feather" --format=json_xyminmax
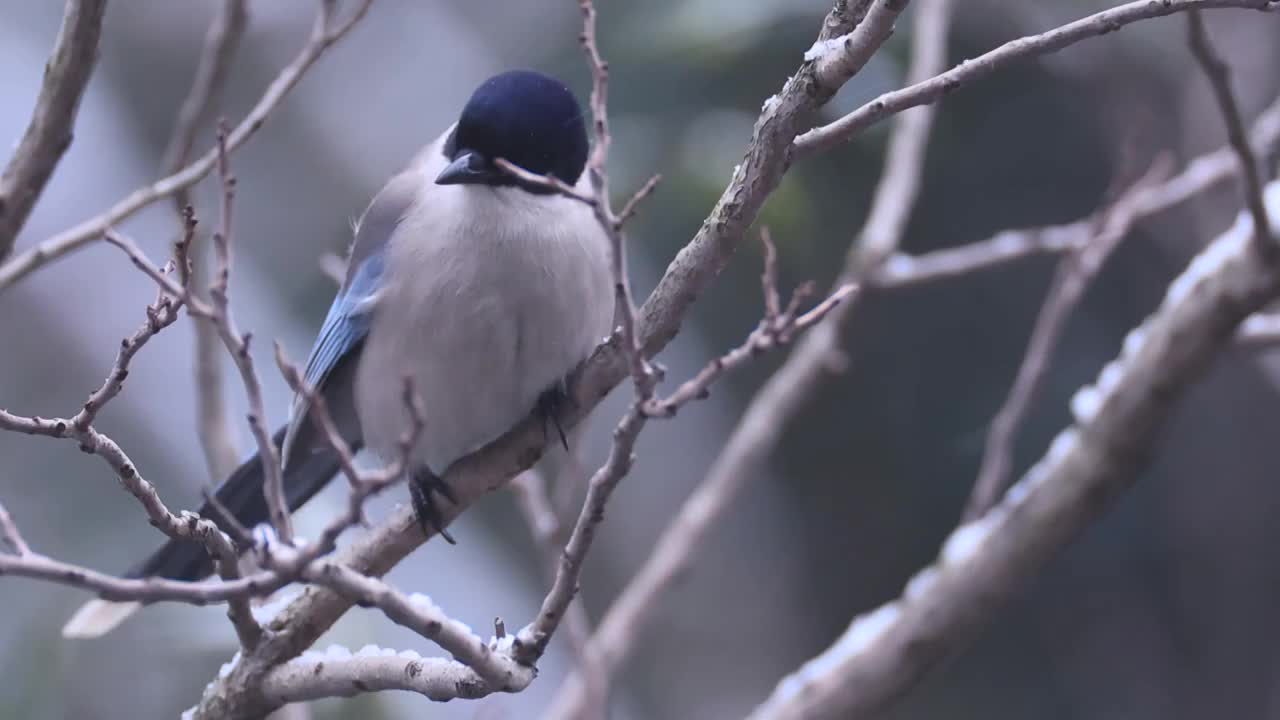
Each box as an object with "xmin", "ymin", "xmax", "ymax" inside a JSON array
[{"xmin": 282, "ymin": 170, "xmax": 422, "ymax": 461}]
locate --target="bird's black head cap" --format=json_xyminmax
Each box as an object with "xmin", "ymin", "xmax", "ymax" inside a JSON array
[{"xmin": 436, "ymin": 70, "xmax": 588, "ymax": 191}]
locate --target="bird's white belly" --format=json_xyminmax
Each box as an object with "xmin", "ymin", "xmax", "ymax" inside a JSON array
[{"xmin": 353, "ymin": 215, "xmax": 609, "ymax": 472}]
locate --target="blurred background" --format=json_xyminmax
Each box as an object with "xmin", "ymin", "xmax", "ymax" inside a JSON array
[{"xmin": 2, "ymin": 1, "xmax": 1280, "ymax": 718}]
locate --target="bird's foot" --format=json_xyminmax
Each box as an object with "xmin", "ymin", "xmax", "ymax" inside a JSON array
[
  {"xmin": 537, "ymin": 378, "xmax": 573, "ymax": 451},
  {"xmin": 410, "ymin": 467, "xmax": 458, "ymax": 545}
]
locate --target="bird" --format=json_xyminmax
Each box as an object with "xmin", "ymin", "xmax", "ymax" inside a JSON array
[{"xmin": 62, "ymin": 69, "xmax": 614, "ymax": 638}]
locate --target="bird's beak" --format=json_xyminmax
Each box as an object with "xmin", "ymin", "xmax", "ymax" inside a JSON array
[{"xmin": 435, "ymin": 151, "xmax": 500, "ymax": 185}]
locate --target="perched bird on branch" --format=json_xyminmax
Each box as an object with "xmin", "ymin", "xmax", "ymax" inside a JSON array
[{"xmin": 64, "ymin": 69, "xmax": 612, "ymax": 638}]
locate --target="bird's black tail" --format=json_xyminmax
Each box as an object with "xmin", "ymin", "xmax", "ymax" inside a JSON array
[{"xmin": 127, "ymin": 424, "xmax": 349, "ymax": 582}]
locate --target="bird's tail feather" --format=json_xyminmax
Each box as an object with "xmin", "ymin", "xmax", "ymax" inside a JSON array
[{"xmin": 61, "ymin": 599, "xmax": 142, "ymax": 639}]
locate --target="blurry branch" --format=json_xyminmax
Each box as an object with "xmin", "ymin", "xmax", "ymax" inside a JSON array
[
  {"xmin": 965, "ymin": 158, "xmax": 1175, "ymax": 519},
  {"xmin": 964, "ymin": 7, "xmax": 1280, "ymax": 518},
  {"xmin": 0, "ymin": 0, "xmax": 107, "ymax": 261},
  {"xmin": 872, "ymin": 89, "xmax": 1280, "ymax": 289},
  {"xmin": 547, "ymin": 2, "xmax": 947, "ymax": 715},
  {"xmin": 0, "ymin": 0, "xmax": 373, "ymax": 294},
  {"xmin": 159, "ymin": 0, "xmax": 251, "ymax": 484},
  {"xmin": 847, "ymin": 0, "xmax": 950, "ymax": 272},
  {"xmin": 791, "ymin": 0, "xmax": 1278, "ymax": 159},
  {"xmin": 158, "ymin": 0, "xmax": 249, "ymax": 179},
  {"xmin": 1187, "ymin": 11, "xmax": 1275, "ymax": 253},
  {"xmin": 747, "ymin": 183, "xmax": 1280, "ymax": 720}
]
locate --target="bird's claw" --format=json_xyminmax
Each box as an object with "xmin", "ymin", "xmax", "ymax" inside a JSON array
[
  {"xmin": 537, "ymin": 378, "xmax": 572, "ymax": 451},
  {"xmin": 410, "ymin": 467, "xmax": 458, "ymax": 544}
]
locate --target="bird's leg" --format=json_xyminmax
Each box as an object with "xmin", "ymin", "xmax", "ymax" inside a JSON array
[
  {"xmin": 537, "ymin": 377, "xmax": 572, "ymax": 451},
  {"xmin": 410, "ymin": 467, "xmax": 458, "ymax": 545}
]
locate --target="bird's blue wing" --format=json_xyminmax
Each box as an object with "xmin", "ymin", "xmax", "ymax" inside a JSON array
[
  {"xmin": 282, "ymin": 170, "xmax": 420, "ymax": 462},
  {"xmin": 301, "ymin": 250, "xmax": 385, "ymax": 392}
]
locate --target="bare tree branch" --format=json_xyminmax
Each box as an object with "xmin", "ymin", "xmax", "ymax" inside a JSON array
[
  {"xmin": 0, "ymin": 0, "xmax": 107, "ymax": 260},
  {"xmin": 159, "ymin": 0, "xmax": 251, "ymax": 485},
  {"xmin": 792, "ymin": 0, "xmax": 1279, "ymax": 159},
  {"xmin": 1187, "ymin": 10, "xmax": 1275, "ymax": 255},
  {"xmin": 257, "ymin": 651, "xmax": 504, "ymax": 705},
  {"xmin": 745, "ymin": 182, "xmax": 1280, "ymax": 720},
  {"xmin": 0, "ymin": 231, "xmax": 264, "ymax": 632},
  {"xmin": 0, "ymin": 0, "xmax": 373, "ymax": 294},
  {"xmin": 287, "ymin": 556, "xmax": 532, "ymax": 692},
  {"xmin": 636, "ymin": 0, "xmax": 905, "ymax": 360},
  {"xmin": 871, "ymin": 91, "xmax": 1280, "ymax": 289},
  {"xmin": 965, "ymin": 158, "xmax": 1175, "ymax": 519},
  {"xmin": 0, "ymin": 499, "xmax": 31, "ymax": 557},
  {"xmin": 0, "ymin": 545, "xmax": 284, "ymax": 604}
]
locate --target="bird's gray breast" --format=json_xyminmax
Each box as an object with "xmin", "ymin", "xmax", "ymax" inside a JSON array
[{"xmin": 352, "ymin": 190, "xmax": 610, "ymax": 473}]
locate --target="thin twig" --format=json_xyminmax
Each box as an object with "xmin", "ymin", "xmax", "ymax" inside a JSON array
[
  {"xmin": 0, "ymin": 549, "xmax": 286, "ymax": 604},
  {"xmin": 869, "ymin": 89, "xmax": 1280, "ymax": 289},
  {"xmin": 1187, "ymin": 9, "xmax": 1275, "ymax": 257},
  {"xmin": 272, "ymin": 346, "xmax": 425, "ymax": 556},
  {"xmin": 965, "ymin": 158, "xmax": 1175, "ymax": 519},
  {"xmin": 205, "ymin": 127, "xmax": 292, "ymax": 544},
  {"xmin": 1, "ymin": 378, "xmax": 272, "ymax": 624},
  {"xmin": 792, "ymin": 0, "xmax": 1278, "ymax": 158},
  {"xmin": 644, "ymin": 232, "xmax": 858, "ymax": 418},
  {"xmin": 160, "ymin": 0, "xmax": 251, "ymax": 485},
  {"xmin": 0, "ymin": 0, "xmax": 107, "ymax": 259},
  {"xmin": 202, "ymin": 510, "xmax": 264, "ymax": 651},
  {"xmin": 509, "ymin": 469, "xmax": 599, "ymax": 691},
  {"xmin": 0, "ymin": 0, "xmax": 374, "ymax": 294},
  {"xmin": 617, "ymin": 174, "xmax": 663, "ymax": 225},
  {"xmin": 0, "ymin": 499, "xmax": 31, "ymax": 556}
]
